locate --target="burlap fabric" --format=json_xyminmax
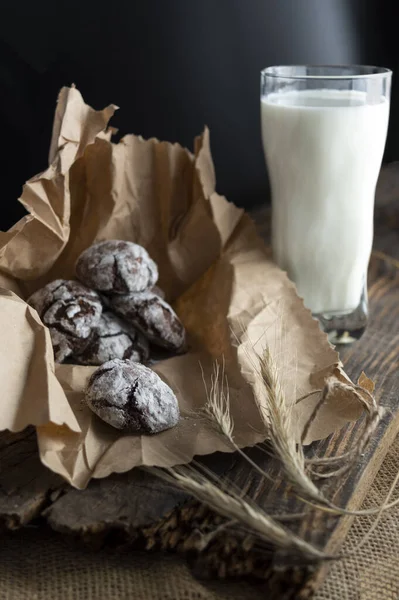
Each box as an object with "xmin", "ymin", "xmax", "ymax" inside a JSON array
[
  {"xmin": 314, "ymin": 434, "xmax": 399, "ymax": 600},
  {"xmin": 0, "ymin": 438, "xmax": 398, "ymax": 599},
  {"xmin": 0, "ymin": 534, "xmax": 266, "ymax": 600}
]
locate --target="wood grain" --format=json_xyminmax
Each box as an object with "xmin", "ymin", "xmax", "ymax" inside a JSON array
[{"xmin": 0, "ymin": 165, "xmax": 398, "ymax": 599}]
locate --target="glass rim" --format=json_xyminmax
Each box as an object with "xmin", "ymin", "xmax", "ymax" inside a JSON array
[{"xmin": 261, "ymin": 65, "xmax": 392, "ymax": 80}]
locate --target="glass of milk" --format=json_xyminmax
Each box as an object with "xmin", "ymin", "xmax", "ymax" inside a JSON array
[{"xmin": 261, "ymin": 65, "xmax": 392, "ymax": 343}]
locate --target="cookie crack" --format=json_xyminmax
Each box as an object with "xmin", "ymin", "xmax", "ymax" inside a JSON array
[
  {"xmin": 99, "ymin": 332, "xmax": 125, "ymax": 339},
  {"xmin": 51, "ymin": 281, "xmax": 65, "ymax": 294},
  {"xmin": 146, "ymin": 265, "xmax": 154, "ymax": 287},
  {"xmin": 126, "ymin": 378, "xmax": 151, "ymax": 433},
  {"xmin": 38, "ymin": 281, "xmax": 66, "ymax": 315},
  {"xmin": 89, "ymin": 366, "xmax": 115, "ymax": 385},
  {"xmin": 47, "ymin": 321, "xmax": 82, "ymax": 339},
  {"xmin": 112, "ymin": 255, "xmax": 129, "ymax": 293}
]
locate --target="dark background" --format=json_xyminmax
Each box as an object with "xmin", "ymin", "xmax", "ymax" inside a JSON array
[{"xmin": 0, "ymin": 0, "xmax": 396, "ymax": 229}]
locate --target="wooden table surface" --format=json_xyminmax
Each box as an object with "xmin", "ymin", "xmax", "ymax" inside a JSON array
[{"xmin": 0, "ymin": 165, "xmax": 398, "ymax": 599}]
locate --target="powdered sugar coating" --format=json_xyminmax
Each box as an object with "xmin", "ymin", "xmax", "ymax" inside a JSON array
[
  {"xmin": 28, "ymin": 279, "xmax": 103, "ymax": 363},
  {"xmin": 109, "ymin": 291, "xmax": 186, "ymax": 351},
  {"xmin": 85, "ymin": 358, "xmax": 180, "ymax": 433},
  {"xmin": 76, "ymin": 240, "xmax": 158, "ymax": 294},
  {"xmin": 28, "ymin": 279, "xmax": 84, "ymax": 317},
  {"xmin": 76, "ymin": 312, "xmax": 150, "ymax": 366},
  {"xmin": 49, "ymin": 327, "xmax": 73, "ymax": 363}
]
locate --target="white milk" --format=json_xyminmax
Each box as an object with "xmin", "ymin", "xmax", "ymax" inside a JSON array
[{"xmin": 261, "ymin": 89, "xmax": 389, "ymax": 314}]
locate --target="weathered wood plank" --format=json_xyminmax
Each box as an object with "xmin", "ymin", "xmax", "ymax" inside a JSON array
[{"xmin": 0, "ymin": 428, "xmax": 63, "ymax": 531}]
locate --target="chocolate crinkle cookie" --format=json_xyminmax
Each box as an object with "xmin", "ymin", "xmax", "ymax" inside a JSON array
[
  {"xmin": 85, "ymin": 358, "xmax": 180, "ymax": 433},
  {"xmin": 48, "ymin": 327, "xmax": 76, "ymax": 363},
  {"xmin": 76, "ymin": 312, "xmax": 149, "ymax": 366},
  {"xmin": 28, "ymin": 279, "xmax": 103, "ymax": 362},
  {"xmin": 109, "ymin": 291, "xmax": 186, "ymax": 351},
  {"xmin": 76, "ymin": 240, "xmax": 158, "ymax": 294}
]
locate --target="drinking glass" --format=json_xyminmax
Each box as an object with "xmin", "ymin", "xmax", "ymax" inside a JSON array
[{"xmin": 261, "ymin": 65, "xmax": 392, "ymax": 343}]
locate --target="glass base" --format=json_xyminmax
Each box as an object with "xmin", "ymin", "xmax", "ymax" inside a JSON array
[{"xmin": 313, "ymin": 287, "xmax": 368, "ymax": 345}]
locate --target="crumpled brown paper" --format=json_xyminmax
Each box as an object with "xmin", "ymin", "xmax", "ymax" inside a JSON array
[
  {"xmin": 0, "ymin": 87, "xmax": 363, "ymax": 488},
  {"xmin": 0, "ymin": 287, "xmax": 80, "ymax": 433}
]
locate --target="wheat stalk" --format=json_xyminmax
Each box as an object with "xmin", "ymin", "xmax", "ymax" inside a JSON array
[
  {"xmin": 256, "ymin": 347, "xmax": 325, "ymax": 501},
  {"xmin": 148, "ymin": 347, "xmax": 399, "ymax": 566},
  {"xmin": 202, "ymin": 359, "xmax": 233, "ymax": 440},
  {"xmin": 201, "ymin": 361, "xmax": 277, "ymax": 485},
  {"xmin": 303, "ymin": 378, "xmax": 383, "ymax": 479},
  {"xmin": 248, "ymin": 346, "xmax": 399, "ymax": 516},
  {"xmin": 203, "ymin": 348, "xmax": 399, "ymax": 517},
  {"xmin": 151, "ymin": 464, "xmax": 332, "ymax": 562}
]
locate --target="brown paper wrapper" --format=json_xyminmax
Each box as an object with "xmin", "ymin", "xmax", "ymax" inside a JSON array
[{"xmin": 0, "ymin": 87, "xmax": 362, "ymax": 488}]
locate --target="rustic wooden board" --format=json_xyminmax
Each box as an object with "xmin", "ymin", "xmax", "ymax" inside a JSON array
[{"xmin": 0, "ymin": 165, "xmax": 398, "ymax": 598}]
